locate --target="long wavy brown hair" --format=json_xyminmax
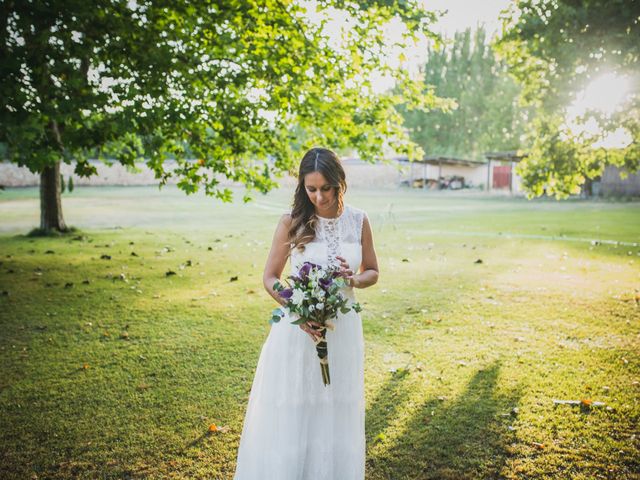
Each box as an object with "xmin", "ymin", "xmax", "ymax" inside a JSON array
[{"xmin": 288, "ymin": 147, "xmax": 347, "ymax": 252}]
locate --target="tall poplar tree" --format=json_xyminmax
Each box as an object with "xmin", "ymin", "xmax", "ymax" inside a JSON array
[{"xmin": 401, "ymin": 26, "xmax": 527, "ymax": 161}]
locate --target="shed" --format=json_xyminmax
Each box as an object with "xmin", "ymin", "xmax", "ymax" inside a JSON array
[{"xmin": 395, "ymin": 156, "xmax": 487, "ymax": 190}]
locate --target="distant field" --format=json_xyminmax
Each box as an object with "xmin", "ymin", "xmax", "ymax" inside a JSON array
[{"xmin": 1, "ymin": 185, "xmax": 639, "ymax": 479}]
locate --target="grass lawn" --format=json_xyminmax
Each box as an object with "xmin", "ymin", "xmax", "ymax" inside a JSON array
[{"xmin": 1, "ymin": 185, "xmax": 639, "ymax": 479}]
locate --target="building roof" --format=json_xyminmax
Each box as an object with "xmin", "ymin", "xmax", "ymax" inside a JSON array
[
  {"xmin": 394, "ymin": 155, "xmax": 486, "ymax": 167},
  {"xmin": 484, "ymin": 151, "xmax": 528, "ymax": 162}
]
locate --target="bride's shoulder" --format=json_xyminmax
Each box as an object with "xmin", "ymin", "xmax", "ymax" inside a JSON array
[{"xmin": 280, "ymin": 212, "xmax": 293, "ymax": 226}]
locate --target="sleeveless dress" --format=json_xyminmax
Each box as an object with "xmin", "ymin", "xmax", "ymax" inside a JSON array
[{"xmin": 233, "ymin": 204, "xmax": 368, "ymax": 480}]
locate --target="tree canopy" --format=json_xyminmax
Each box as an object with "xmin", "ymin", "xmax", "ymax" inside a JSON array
[
  {"xmin": 1, "ymin": 0, "xmax": 444, "ymax": 210},
  {"xmin": 495, "ymin": 0, "xmax": 640, "ymax": 198},
  {"xmin": 401, "ymin": 26, "xmax": 528, "ymax": 162}
]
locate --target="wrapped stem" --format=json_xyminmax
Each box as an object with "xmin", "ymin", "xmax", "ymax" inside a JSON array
[{"xmin": 313, "ymin": 325, "xmax": 330, "ymax": 386}]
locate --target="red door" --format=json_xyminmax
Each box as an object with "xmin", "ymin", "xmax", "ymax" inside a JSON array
[{"xmin": 493, "ymin": 165, "xmax": 511, "ymax": 189}]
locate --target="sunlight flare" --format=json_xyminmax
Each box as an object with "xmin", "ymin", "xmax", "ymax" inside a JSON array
[{"xmin": 564, "ymin": 71, "xmax": 635, "ymax": 148}]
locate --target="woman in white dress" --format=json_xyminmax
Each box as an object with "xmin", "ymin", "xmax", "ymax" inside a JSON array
[{"xmin": 233, "ymin": 147, "xmax": 379, "ymax": 480}]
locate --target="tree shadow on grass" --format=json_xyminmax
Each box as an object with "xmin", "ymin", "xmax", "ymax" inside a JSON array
[
  {"xmin": 365, "ymin": 367, "xmax": 413, "ymax": 447},
  {"xmin": 367, "ymin": 361, "xmax": 522, "ymax": 480}
]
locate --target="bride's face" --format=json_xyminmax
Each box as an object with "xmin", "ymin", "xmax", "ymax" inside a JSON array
[{"xmin": 304, "ymin": 171, "xmax": 337, "ymax": 215}]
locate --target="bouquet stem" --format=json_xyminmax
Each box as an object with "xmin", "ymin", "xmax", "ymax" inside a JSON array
[{"xmin": 314, "ymin": 326, "xmax": 330, "ymax": 386}]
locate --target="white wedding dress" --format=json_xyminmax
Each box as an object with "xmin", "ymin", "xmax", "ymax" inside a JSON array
[{"xmin": 233, "ymin": 204, "xmax": 367, "ymax": 480}]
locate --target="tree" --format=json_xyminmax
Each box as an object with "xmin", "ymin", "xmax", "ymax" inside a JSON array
[
  {"xmin": 401, "ymin": 26, "xmax": 528, "ymax": 161},
  {"xmin": 495, "ymin": 0, "xmax": 640, "ymax": 199},
  {"xmin": 1, "ymin": 0, "xmax": 443, "ymax": 233}
]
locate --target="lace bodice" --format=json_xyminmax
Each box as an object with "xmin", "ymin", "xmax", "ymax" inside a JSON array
[{"xmin": 289, "ymin": 204, "xmax": 367, "ymax": 297}]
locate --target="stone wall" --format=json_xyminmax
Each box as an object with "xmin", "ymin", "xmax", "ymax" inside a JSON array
[{"xmin": 0, "ymin": 159, "xmax": 404, "ymax": 189}]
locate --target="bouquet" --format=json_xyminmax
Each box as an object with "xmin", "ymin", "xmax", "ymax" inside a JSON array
[{"xmin": 269, "ymin": 261, "xmax": 362, "ymax": 386}]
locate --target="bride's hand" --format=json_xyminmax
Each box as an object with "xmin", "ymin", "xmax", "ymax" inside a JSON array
[
  {"xmin": 335, "ymin": 255, "xmax": 355, "ymax": 287},
  {"xmin": 300, "ymin": 320, "xmax": 324, "ymax": 342}
]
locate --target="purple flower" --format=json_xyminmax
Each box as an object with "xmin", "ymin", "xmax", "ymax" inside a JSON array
[
  {"xmin": 298, "ymin": 261, "xmax": 320, "ymax": 281},
  {"xmin": 279, "ymin": 288, "xmax": 293, "ymax": 300},
  {"xmin": 319, "ymin": 277, "xmax": 333, "ymax": 289}
]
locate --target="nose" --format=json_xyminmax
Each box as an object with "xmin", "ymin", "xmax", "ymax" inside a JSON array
[{"xmin": 315, "ymin": 191, "xmax": 323, "ymax": 203}]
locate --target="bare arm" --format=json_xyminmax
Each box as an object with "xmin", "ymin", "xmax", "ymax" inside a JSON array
[
  {"xmin": 353, "ymin": 214, "xmax": 379, "ymax": 288},
  {"xmin": 263, "ymin": 214, "xmax": 293, "ymax": 306},
  {"xmin": 263, "ymin": 214, "xmax": 323, "ymax": 342}
]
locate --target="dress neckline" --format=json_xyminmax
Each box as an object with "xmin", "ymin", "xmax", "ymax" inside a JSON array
[{"xmin": 316, "ymin": 204, "xmax": 347, "ymax": 221}]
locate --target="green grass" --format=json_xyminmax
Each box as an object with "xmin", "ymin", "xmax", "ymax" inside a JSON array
[{"xmin": 1, "ymin": 186, "xmax": 639, "ymax": 479}]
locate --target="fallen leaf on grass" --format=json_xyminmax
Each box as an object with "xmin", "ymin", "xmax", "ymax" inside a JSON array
[
  {"xmin": 553, "ymin": 398, "xmax": 606, "ymax": 408},
  {"xmin": 100, "ymin": 254, "xmax": 111, "ymax": 260},
  {"xmin": 208, "ymin": 424, "xmax": 230, "ymax": 433},
  {"xmin": 229, "ymin": 276, "xmax": 238, "ymax": 282},
  {"xmin": 165, "ymin": 270, "xmax": 176, "ymax": 277},
  {"xmin": 82, "ymin": 363, "xmax": 89, "ymax": 370},
  {"xmin": 532, "ymin": 442, "xmax": 545, "ymax": 449},
  {"xmin": 474, "ymin": 259, "xmax": 483, "ymax": 264}
]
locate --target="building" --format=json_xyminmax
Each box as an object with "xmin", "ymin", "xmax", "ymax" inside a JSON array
[{"xmin": 394, "ymin": 151, "xmax": 526, "ymax": 194}]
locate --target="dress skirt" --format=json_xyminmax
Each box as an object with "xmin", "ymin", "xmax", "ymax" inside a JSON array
[{"xmin": 233, "ymin": 302, "xmax": 365, "ymax": 480}]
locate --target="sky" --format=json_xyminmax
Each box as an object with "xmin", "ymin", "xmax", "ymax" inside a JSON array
[
  {"xmin": 391, "ymin": 0, "xmax": 514, "ymax": 89},
  {"xmin": 425, "ymin": 0, "xmax": 512, "ymax": 38},
  {"xmin": 306, "ymin": 0, "xmax": 514, "ymax": 93}
]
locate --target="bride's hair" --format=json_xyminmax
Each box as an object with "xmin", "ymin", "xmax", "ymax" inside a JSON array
[{"xmin": 288, "ymin": 147, "xmax": 347, "ymax": 252}]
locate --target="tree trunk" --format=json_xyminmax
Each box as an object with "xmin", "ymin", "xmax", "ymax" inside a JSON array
[
  {"xmin": 583, "ymin": 177, "xmax": 593, "ymax": 198},
  {"xmin": 40, "ymin": 161, "xmax": 68, "ymax": 232}
]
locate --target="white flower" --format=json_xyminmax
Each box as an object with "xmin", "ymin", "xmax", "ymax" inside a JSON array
[
  {"xmin": 314, "ymin": 288, "xmax": 326, "ymax": 299},
  {"xmin": 309, "ymin": 304, "xmax": 315, "ymax": 312},
  {"xmin": 316, "ymin": 302, "xmax": 324, "ymax": 310},
  {"xmin": 291, "ymin": 288, "xmax": 305, "ymax": 306}
]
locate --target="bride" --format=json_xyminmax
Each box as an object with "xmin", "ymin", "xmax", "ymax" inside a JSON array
[{"xmin": 233, "ymin": 147, "xmax": 379, "ymax": 479}]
